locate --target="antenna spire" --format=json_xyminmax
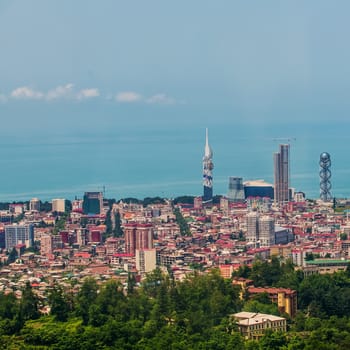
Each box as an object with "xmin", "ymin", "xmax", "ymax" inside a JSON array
[{"xmin": 204, "ymin": 128, "xmax": 212, "ymax": 158}]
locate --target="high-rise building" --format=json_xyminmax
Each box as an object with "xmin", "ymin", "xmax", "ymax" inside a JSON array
[
  {"xmin": 246, "ymin": 211, "xmax": 259, "ymax": 244},
  {"xmin": 246, "ymin": 212, "xmax": 275, "ymax": 247},
  {"xmin": 29, "ymin": 198, "xmax": 41, "ymax": 212},
  {"xmin": 244, "ymin": 180, "xmax": 274, "ymax": 199},
  {"xmin": 136, "ymin": 248, "xmax": 157, "ymax": 274},
  {"xmin": 203, "ymin": 128, "xmax": 214, "ymax": 203},
  {"xmin": 124, "ymin": 223, "xmax": 153, "ymax": 255},
  {"xmin": 0, "ymin": 228, "xmax": 5, "ymax": 249},
  {"xmin": 258, "ymin": 216, "xmax": 275, "ymax": 247},
  {"xmin": 41, "ymin": 234, "xmax": 53, "ymax": 256},
  {"xmin": 52, "ymin": 199, "xmax": 66, "ymax": 213},
  {"xmin": 83, "ymin": 192, "xmax": 103, "ymax": 215},
  {"xmin": 124, "ymin": 223, "xmax": 137, "ymax": 255},
  {"xmin": 76, "ymin": 228, "xmax": 88, "ymax": 246},
  {"xmin": 246, "ymin": 197, "xmax": 272, "ymax": 213},
  {"xmin": 136, "ymin": 224, "xmax": 153, "ymax": 251},
  {"xmin": 274, "ymin": 144, "xmax": 290, "ymax": 205},
  {"xmin": 228, "ymin": 177, "xmax": 245, "ymax": 202},
  {"xmin": 5, "ymin": 224, "xmax": 34, "ymax": 250}
]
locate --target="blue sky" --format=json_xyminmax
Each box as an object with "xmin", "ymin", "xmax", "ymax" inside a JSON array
[{"xmin": 1, "ymin": 0, "xmax": 350, "ymax": 136}]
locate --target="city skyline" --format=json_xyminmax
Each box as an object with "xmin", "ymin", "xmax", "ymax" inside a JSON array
[
  {"xmin": 1, "ymin": 3, "xmax": 350, "ymax": 347},
  {"xmin": 0, "ymin": 125, "xmax": 347, "ymax": 202},
  {"xmin": 2, "ymin": 2, "xmax": 350, "ymax": 200}
]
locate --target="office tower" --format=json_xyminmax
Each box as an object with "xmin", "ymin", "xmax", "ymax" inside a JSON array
[
  {"xmin": 319, "ymin": 152, "xmax": 332, "ymax": 202},
  {"xmin": 227, "ymin": 177, "xmax": 245, "ymax": 202},
  {"xmin": 29, "ymin": 198, "xmax": 40, "ymax": 212},
  {"xmin": 274, "ymin": 144, "xmax": 290, "ymax": 204},
  {"xmin": 244, "ymin": 180, "xmax": 274, "ymax": 199},
  {"xmin": 5, "ymin": 224, "xmax": 34, "ymax": 250},
  {"xmin": 246, "ymin": 211, "xmax": 259, "ymax": 244},
  {"xmin": 83, "ymin": 192, "xmax": 103, "ymax": 214},
  {"xmin": 203, "ymin": 128, "xmax": 214, "ymax": 203},
  {"xmin": 52, "ymin": 198, "xmax": 66, "ymax": 213},
  {"xmin": 258, "ymin": 216, "xmax": 275, "ymax": 247},
  {"xmin": 124, "ymin": 223, "xmax": 153, "ymax": 255}
]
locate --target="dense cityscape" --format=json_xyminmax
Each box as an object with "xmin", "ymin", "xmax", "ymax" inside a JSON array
[
  {"xmin": 1, "ymin": 130, "xmax": 350, "ymax": 348},
  {"xmin": 3, "ymin": 1, "xmax": 350, "ymax": 348}
]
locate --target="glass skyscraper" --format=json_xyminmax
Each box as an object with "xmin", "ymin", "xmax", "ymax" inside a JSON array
[{"xmin": 273, "ymin": 144, "xmax": 290, "ymax": 205}]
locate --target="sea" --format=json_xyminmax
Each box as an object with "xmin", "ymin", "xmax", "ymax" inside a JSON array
[{"xmin": 1, "ymin": 118, "xmax": 350, "ymax": 202}]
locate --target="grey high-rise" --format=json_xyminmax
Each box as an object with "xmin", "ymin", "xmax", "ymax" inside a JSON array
[
  {"xmin": 5, "ymin": 224, "xmax": 34, "ymax": 250},
  {"xmin": 228, "ymin": 177, "xmax": 245, "ymax": 202},
  {"xmin": 83, "ymin": 192, "xmax": 103, "ymax": 214},
  {"xmin": 273, "ymin": 144, "xmax": 290, "ymax": 205}
]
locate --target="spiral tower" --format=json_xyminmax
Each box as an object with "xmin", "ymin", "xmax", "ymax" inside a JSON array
[{"xmin": 319, "ymin": 152, "xmax": 332, "ymax": 201}]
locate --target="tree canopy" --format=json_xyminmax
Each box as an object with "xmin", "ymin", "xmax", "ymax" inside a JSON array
[{"xmin": 1, "ymin": 262, "xmax": 350, "ymax": 349}]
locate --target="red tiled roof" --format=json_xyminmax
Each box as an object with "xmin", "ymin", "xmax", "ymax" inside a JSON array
[{"xmin": 113, "ymin": 253, "xmax": 134, "ymax": 257}]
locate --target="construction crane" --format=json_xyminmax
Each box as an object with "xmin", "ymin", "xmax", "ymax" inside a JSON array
[{"xmin": 272, "ymin": 137, "xmax": 296, "ymax": 143}]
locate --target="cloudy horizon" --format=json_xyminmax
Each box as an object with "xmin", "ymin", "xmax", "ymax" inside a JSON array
[{"xmin": 1, "ymin": 1, "xmax": 350, "ymax": 129}]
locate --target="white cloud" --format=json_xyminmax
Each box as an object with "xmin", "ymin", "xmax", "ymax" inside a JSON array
[
  {"xmin": 115, "ymin": 91, "xmax": 179, "ymax": 105},
  {"xmin": 146, "ymin": 93, "xmax": 176, "ymax": 105},
  {"xmin": 11, "ymin": 86, "xmax": 44, "ymax": 100},
  {"xmin": 76, "ymin": 88, "xmax": 100, "ymax": 100},
  {"xmin": 46, "ymin": 83, "xmax": 74, "ymax": 100},
  {"xmin": 8, "ymin": 84, "xmax": 100, "ymax": 102},
  {"xmin": 5, "ymin": 85, "xmax": 180, "ymax": 105},
  {"xmin": 115, "ymin": 91, "xmax": 143, "ymax": 103}
]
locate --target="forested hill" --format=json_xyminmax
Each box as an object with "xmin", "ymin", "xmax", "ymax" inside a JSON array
[{"xmin": 2, "ymin": 261, "xmax": 350, "ymax": 349}]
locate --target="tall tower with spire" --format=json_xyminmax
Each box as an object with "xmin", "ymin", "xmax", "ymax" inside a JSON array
[{"xmin": 203, "ymin": 128, "xmax": 214, "ymax": 203}]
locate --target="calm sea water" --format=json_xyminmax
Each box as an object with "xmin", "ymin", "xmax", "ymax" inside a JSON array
[{"xmin": 1, "ymin": 120, "xmax": 350, "ymax": 202}]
